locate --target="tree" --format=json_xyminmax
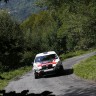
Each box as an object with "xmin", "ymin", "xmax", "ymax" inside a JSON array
[{"xmin": 0, "ymin": 10, "xmax": 24, "ymax": 71}]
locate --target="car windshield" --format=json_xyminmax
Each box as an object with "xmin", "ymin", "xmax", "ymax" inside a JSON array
[{"xmin": 35, "ymin": 54, "xmax": 58, "ymax": 63}]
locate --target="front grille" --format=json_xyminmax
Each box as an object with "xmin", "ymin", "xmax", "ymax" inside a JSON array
[
  {"xmin": 42, "ymin": 65, "xmax": 47, "ymax": 69},
  {"xmin": 48, "ymin": 64, "xmax": 52, "ymax": 69},
  {"xmin": 42, "ymin": 64, "xmax": 53, "ymax": 70}
]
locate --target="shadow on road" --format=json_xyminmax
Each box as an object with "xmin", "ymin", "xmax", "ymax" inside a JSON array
[
  {"xmin": 1, "ymin": 85, "xmax": 96, "ymax": 96},
  {"xmin": 64, "ymin": 68, "xmax": 74, "ymax": 76},
  {"xmin": 43, "ymin": 68, "xmax": 74, "ymax": 78},
  {"xmin": 63, "ymin": 85, "xmax": 96, "ymax": 96},
  {"xmin": 0, "ymin": 90, "xmax": 55, "ymax": 96}
]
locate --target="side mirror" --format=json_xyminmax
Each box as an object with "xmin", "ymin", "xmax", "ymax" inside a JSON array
[{"xmin": 60, "ymin": 57, "xmax": 62, "ymax": 60}]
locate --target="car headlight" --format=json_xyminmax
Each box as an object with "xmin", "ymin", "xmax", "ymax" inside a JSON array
[{"xmin": 53, "ymin": 64, "xmax": 57, "ymax": 67}]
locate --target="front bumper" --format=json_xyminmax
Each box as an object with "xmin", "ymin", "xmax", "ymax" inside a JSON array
[{"xmin": 35, "ymin": 68, "xmax": 56, "ymax": 76}]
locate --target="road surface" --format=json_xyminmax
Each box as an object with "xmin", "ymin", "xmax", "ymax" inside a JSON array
[{"xmin": 5, "ymin": 52, "xmax": 96, "ymax": 96}]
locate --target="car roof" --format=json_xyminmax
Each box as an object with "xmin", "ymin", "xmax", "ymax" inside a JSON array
[{"xmin": 36, "ymin": 51, "xmax": 56, "ymax": 57}]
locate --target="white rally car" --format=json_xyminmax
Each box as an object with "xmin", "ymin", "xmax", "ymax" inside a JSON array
[{"xmin": 33, "ymin": 51, "xmax": 64, "ymax": 79}]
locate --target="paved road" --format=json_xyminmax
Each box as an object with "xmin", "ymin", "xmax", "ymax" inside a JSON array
[{"xmin": 5, "ymin": 52, "xmax": 96, "ymax": 96}]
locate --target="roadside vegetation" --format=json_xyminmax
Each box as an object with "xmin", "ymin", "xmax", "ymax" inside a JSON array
[
  {"xmin": 60, "ymin": 49, "xmax": 96, "ymax": 60},
  {"xmin": 0, "ymin": 66, "xmax": 32, "ymax": 90},
  {"xmin": 74, "ymin": 55, "xmax": 96, "ymax": 81}
]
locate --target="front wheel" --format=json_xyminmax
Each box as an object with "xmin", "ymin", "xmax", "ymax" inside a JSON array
[
  {"xmin": 59, "ymin": 65, "xmax": 64, "ymax": 73},
  {"xmin": 34, "ymin": 71, "xmax": 39, "ymax": 79},
  {"xmin": 59, "ymin": 65, "xmax": 64, "ymax": 71},
  {"xmin": 55, "ymin": 65, "xmax": 64, "ymax": 74}
]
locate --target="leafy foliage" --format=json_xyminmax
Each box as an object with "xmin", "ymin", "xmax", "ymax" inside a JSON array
[
  {"xmin": 0, "ymin": 10, "xmax": 24, "ymax": 71},
  {"xmin": 21, "ymin": 0, "xmax": 96, "ymax": 55}
]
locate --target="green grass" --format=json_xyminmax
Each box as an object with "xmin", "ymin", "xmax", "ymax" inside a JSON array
[
  {"xmin": 0, "ymin": 66, "xmax": 32, "ymax": 90},
  {"xmin": 60, "ymin": 49, "xmax": 96, "ymax": 60},
  {"xmin": 74, "ymin": 55, "xmax": 96, "ymax": 81}
]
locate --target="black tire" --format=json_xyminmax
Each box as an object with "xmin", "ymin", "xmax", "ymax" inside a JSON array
[
  {"xmin": 59, "ymin": 65, "xmax": 64, "ymax": 74},
  {"xmin": 60, "ymin": 65, "xmax": 64, "ymax": 71},
  {"xmin": 34, "ymin": 72, "xmax": 39, "ymax": 79},
  {"xmin": 56, "ymin": 65, "xmax": 64, "ymax": 75}
]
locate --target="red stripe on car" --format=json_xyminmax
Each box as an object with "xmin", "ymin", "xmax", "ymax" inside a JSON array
[{"xmin": 37, "ymin": 61, "xmax": 57, "ymax": 67}]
